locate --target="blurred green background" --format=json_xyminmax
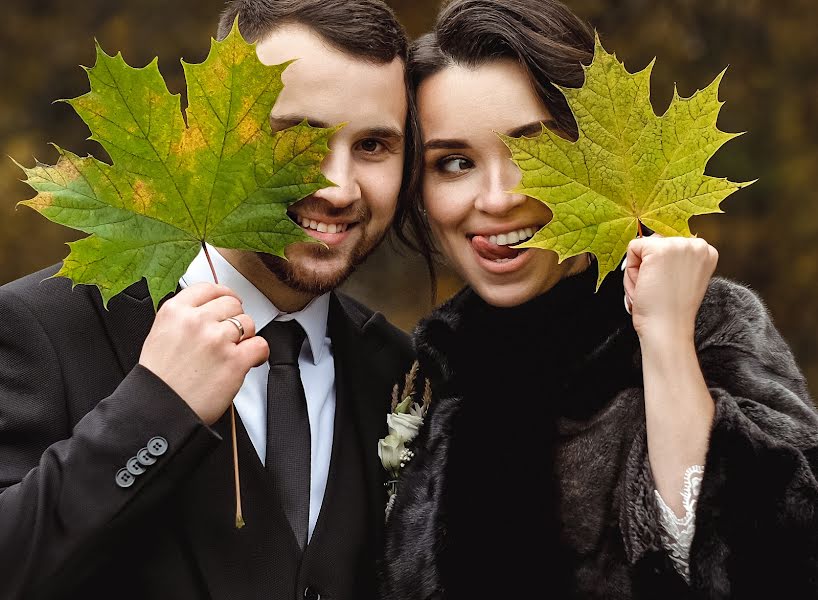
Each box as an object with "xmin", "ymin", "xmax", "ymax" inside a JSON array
[{"xmin": 1, "ymin": 0, "xmax": 816, "ymax": 392}]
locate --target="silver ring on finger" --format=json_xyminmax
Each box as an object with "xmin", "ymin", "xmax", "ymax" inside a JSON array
[{"xmin": 224, "ymin": 316, "xmax": 245, "ymax": 342}]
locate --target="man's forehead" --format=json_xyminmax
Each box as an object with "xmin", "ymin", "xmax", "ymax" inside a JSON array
[
  {"xmin": 258, "ymin": 24, "xmax": 407, "ymax": 134},
  {"xmin": 255, "ymin": 23, "xmax": 405, "ymax": 87},
  {"xmin": 255, "ymin": 23, "xmax": 334, "ymax": 65}
]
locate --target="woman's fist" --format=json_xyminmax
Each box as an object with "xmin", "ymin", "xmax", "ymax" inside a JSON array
[{"xmin": 623, "ymin": 234, "xmax": 718, "ymax": 343}]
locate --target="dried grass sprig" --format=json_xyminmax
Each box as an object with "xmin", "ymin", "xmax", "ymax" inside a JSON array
[
  {"xmin": 402, "ymin": 360, "xmax": 420, "ymax": 401},
  {"xmin": 390, "ymin": 382, "xmax": 400, "ymax": 411}
]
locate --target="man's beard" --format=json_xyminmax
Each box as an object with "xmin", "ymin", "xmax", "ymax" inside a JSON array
[{"xmin": 257, "ymin": 222, "xmax": 386, "ymax": 296}]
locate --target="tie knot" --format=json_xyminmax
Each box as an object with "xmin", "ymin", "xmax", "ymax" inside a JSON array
[{"xmin": 259, "ymin": 320, "xmax": 307, "ymax": 366}]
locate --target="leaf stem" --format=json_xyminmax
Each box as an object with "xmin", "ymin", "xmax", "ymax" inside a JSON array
[
  {"xmin": 231, "ymin": 404, "xmax": 245, "ymax": 529},
  {"xmin": 637, "ymin": 220, "xmax": 644, "ymax": 238},
  {"xmin": 201, "ymin": 241, "xmax": 245, "ymax": 529},
  {"xmin": 203, "ymin": 242, "xmax": 220, "ymax": 285}
]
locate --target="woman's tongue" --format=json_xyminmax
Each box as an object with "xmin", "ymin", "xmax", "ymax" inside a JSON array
[{"xmin": 471, "ymin": 235, "xmax": 522, "ymax": 261}]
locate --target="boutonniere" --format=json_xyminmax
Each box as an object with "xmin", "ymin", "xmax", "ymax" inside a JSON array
[{"xmin": 378, "ymin": 360, "xmax": 431, "ymax": 520}]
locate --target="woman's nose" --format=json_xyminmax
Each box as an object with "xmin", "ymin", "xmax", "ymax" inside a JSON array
[{"xmin": 474, "ymin": 162, "xmax": 526, "ymax": 215}]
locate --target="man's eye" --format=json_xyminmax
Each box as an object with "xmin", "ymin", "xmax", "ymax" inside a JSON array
[
  {"xmin": 437, "ymin": 156, "xmax": 472, "ymax": 174},
  {"xmin": 359, "ymin": 139, "xmax": 384, "ymax": 153}
]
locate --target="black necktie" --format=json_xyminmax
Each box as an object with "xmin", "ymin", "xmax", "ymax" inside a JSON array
[{"xmin": 259, "ymin": 320, "xmax": 310, "ymax": 549}]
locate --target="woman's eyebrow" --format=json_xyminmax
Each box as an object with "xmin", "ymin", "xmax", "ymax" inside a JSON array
[
  {"xmin": 424, "ymin": 138, "xmax": 471, "ymax": 151},
  {"xmin": 506, "ymin": 119, "xmax": 558, "ymax": 138},
  {"xmin": 424, "ymin": 119, "xmax": 558, "ymax": 150}
]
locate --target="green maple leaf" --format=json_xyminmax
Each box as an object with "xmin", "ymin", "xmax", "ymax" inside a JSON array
[
  {"xmin": 500, "ymin": 35, "xmax": 754, "ymax": 289},
  {"xmin": 16, "ymin": 20, "xmax": 336, "ymax": 308}
]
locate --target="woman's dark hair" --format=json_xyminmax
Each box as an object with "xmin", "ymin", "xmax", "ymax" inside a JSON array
[{"xmin": 402, "ymin": 0, "xmax": 595, "ymax": 295}]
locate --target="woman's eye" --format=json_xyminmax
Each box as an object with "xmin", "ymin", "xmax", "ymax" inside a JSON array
[{"xmin": 437, "ymin": 156, "xmax": 473, "ymax": 174}]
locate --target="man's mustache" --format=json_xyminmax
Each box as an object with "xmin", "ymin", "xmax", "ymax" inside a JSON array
[{"xmin": 290, "ymin": 197, "xmax": 369, "ymax": 222}]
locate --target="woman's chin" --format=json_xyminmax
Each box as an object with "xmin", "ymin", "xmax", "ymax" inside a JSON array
[
  {"xmin": 470, "ymin": 279, "xmax": 541, "ymax": 308},
  {"xmin": 460, "ymin": 251, "xmax": 576, "ymax": 308}
]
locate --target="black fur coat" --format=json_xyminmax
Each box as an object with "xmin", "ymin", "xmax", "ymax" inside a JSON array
[{"xmin": 380, "ymin": 268, "xmax": 818, "ymax": 599}]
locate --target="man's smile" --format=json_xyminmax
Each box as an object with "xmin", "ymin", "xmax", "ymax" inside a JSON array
[{"xmin": 289, "ymin": 211, "xmax": 361, "ymax": 245}]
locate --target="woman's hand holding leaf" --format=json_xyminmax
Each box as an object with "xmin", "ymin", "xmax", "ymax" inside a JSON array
[{"xmin": 623, "ymin": 235, "xmax": 718, "ymax": 346}]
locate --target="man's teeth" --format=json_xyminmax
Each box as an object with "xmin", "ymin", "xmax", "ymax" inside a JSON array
[
  {"xmin": 295, "ymin": 215, "xmax": 349, "ymax": 234},
  {"xmin": 488, "ymin": 228, "xmax": 535, "ymax": 246}
]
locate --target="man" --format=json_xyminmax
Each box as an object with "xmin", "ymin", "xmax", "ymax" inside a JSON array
[{"xmin": 0, "ymin": 1, "xmax": 413, "ymax": 598}]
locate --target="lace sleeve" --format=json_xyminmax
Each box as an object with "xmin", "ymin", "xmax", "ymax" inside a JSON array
[{"xmin": 654, "ymin": 465, "xmax": 705, "ymax": 583}]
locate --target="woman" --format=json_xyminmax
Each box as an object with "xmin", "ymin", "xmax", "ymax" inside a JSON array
[{"xmin": 381, "ymin": 1, "xmax": 818, "ymax": 598}]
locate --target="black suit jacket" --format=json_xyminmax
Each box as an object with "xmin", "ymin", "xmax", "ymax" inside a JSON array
[{"xmin": 0, "ymin": 264, "xmax": 413, "ymax": 600}]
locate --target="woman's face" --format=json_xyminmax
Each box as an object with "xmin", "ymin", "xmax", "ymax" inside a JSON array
[{"xmin": 418, "ymin": 59, "xmax": 586, "ymax": 307}]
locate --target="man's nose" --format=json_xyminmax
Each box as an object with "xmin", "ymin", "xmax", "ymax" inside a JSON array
[
  {"xmin": 474, "ymin": 161, "xmax": 526, "ymax": 216},
  {"xmin": 312, "ymin": 148, "xmax": 361, "ymax": 207}
]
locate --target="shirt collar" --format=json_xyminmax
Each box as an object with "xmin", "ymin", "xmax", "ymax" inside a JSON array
[{"xmin": 179, "ymin": 244, "xmax": 330, "ymax": 364}]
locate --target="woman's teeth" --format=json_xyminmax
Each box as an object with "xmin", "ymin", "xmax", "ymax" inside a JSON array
[
  {"xmin": 488, "ymin": 228, "xmax": 535, "ymax": 246},
  {"xmin": 294, "ymin": 215, "xmax": 348, "ymax": 234}
]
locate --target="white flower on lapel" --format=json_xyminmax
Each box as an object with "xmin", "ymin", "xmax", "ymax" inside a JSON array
[
  {"xmin": 387, "ymin": 411, "xmax": 423, "ymax": 441},
  {"xmin": 378, "ymin": 433, "xmax": 405, "ymax": 477}
]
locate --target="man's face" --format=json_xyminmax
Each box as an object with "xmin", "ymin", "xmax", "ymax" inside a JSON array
[{"xmin": 254, "ymin": 24, "xmax": 407, "ymax": 295}]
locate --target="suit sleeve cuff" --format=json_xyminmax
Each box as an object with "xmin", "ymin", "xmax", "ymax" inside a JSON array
[{"xmin": 65, "ymin": 363, "xmax": 223, "ymax": 505}]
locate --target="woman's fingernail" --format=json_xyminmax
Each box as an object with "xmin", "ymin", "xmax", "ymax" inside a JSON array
[
  {"xmin": 621, "ymin": 255, "xmax": 628, "ymax": 271},
  {"xmin": 624, "ymin": 293, "xmax": 632, "ymax": 315}
]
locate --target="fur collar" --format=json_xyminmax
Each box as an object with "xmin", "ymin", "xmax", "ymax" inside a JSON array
[{"xmin": 413, "ymin": 265, "xmax": 640, "ymax": 419}]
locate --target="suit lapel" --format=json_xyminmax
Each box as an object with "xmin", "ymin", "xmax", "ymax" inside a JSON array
[
  {"xmin": 90, "ymin": 279, "xmax": 177, "ymax": 376},
  {"xmin": 318, "ymin": 293, "xmax": 393, "ymax": 539}
]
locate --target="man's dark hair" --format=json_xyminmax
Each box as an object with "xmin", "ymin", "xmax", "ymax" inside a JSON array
[
  {"xmin": 217, "ymin": 0, "xmax": 408, "ymax": 63},
  {"xmin": 402, "ymin": 0, "xmax": 595, "ymax": 290}
]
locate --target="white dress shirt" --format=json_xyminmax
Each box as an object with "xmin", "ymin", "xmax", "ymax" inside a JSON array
[{"xmin": 179, "ymin": 244, "xmax": 335, "ymax": 542}]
